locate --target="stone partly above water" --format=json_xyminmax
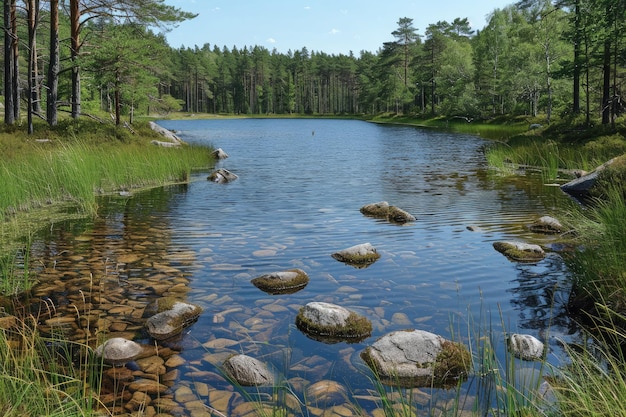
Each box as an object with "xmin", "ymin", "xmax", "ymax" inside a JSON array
[
  {"xmin": 360, "ymin": 329, "xmax": 471, "ymax": 387},
  {"xmin": 94, "ymin": 337, "xmax": 145, "ymax": 366},
  {"xmin": 508, "ymin": 333, "xmax": 545, "ymax": 361},
  {"xmin": 529, "ymin": 215, "xmax": 565, "ymax": 234},
  {"xmin": 222, "ymin": 354, "xmax": 274, "ymax": 386},
  {"xmin": 360, "ymin": 201, "xmax": 416, "ymax": 224},
  {"xmin": 331, "ymin": 242, "xmax": 380, "ymax": 268},
  {"xmin": 295, "ymin": 301, "xmax": 372, "ymax": 344},
  {"xmin": 250, "ymin": 268, "xmax": 309, "ymax": 295},
  {"xmin": 493, "ymin": 241, "xmax": 545, "ymax": 262},
  {"xmin": 211, "ymin": 147, "xmax": 229, "ymax": 160},
  {"xmin": 145, "ymin": 299, "xmax": 203, "ymax": 341},
  {"xmin": 208, "ymin": 168, "xmax": 238, "ymax": 183}
]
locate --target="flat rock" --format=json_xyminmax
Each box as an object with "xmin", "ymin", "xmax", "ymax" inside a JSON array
[
  {"xmin": 529, "ymin": 216, "xmax": 564, "ymax": 234},
  {"xmin": 493, "ymin": 241, "xmax": 545, "ymax": 262}
]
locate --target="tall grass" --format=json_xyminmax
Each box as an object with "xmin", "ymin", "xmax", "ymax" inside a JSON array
[
  {"xmin": 0, "ymin": 321, "xmax": 100, "ymax": 417},
  {"xmin": 0, "ymin": 141, "xmax": 213, "ymax": 218}
]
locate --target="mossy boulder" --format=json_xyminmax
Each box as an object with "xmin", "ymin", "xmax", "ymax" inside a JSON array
[
  {"xmin": 360, "ymin": 329, "xmax": 471, "ymax": 387},
  {"xmin": 295, "ymin": 302, "xmax": 372, "ymax": 344},
  {"xmin": 493, "ymin": 241, "xmax": 545, "ymax": 263},
  {"xmin": 529, "ymin": 216, "xmax": 564, "ymax": 234},
  {"xmin": 145, "ymin": 300, "xmax": 203, "ymax": 340},
  {"xmin": 360, "ymin": 201, "xmax": 390, "ymax": 218},
  {"xmin": 331, "ymin": 242, "xmax": 380, "ymax": 268},
  {"xmin": 360, "ymin": 201, "xmax": 416, "ymax": 224},
  {"xmin": 251, "ymin": 268, "xmax": 309, "ymax": 295}
]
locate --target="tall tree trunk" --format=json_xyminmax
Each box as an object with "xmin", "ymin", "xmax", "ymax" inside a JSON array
[
  {"xmin": 11, "ymin": 0, "xmax": 19, "ymax": 121},
  {"xmin": 601, "ymin": 38, "xmax": 611, "ymax": 125},
  {"xmin": 3, "ymin": 0, "xmax": 15, "ymax": 125},
  {"xmin": 47, "ymin": 0, "xmax": 59, "ymax": 126},
  {"xmin": 70, "ymin": 0, "xmax": 81, "ymax": 118},
  {"xmin": 27, "ymin": 0, "xmax": 39, "ymax": 135},
  {"xmin": 572, "ymin": 0, "xmax": 581, "ymax": 114}
]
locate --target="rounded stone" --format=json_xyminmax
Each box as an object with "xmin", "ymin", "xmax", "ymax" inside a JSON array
[
  {"xmin": 251, "ymin": 268, "xmax": 309, "ymax": 294},
  {"xmin": 331, "ymin": 242, "xmax": 381, "ymax": 268},
  {"xmin": 94, "ymin": 337, "xmax": 144, "ymax": 366},
  {"xmin": 222, "ymin": 354, "xmax": 274, "ymax": 387},
  {"xmin": 295, "ymin": 302, "xmax": 372, "ymax": 343},
  {"xmin": 508, "ymin": 333, "xmax": 545, "ymax": 361}
]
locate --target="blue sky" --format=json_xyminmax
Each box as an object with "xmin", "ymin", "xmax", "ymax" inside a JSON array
[{"xmin": 162, "ymin": 1, "xmax": 514, "ymax": 55}]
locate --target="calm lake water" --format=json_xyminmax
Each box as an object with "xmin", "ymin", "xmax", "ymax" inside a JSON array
[{"xmin": 31, "ymin": 118, "xmax": 580, "ymax": 414}]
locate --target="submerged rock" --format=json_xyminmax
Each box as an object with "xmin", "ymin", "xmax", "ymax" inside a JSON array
[
  {"xmin": 508, "ymin": 333, "xmax": 545, "ymax": 361},
  {"xmin": 94, "ymin": 337, "xmax": 144, "ymax": 366},
  {"xmin": 145, "ymin": 300, "xmax": 203, "ymax": 340},
  {"xmin": 295, "ymin": 302, "xmax": 372, "ymax": 344},
  {"xmin": 529, "ymin": 216, "xmax": 564, "ymax": 234},
  {"xmin": 208, "ymin": 168, "xmax": 238, "ymax": 183},
  {"xmin": 493, "ymin": 241, "xmax": 545, "ymax": 262},
  {"xmin": 361, "ymin": 329, "xmax": 471, "ymax": 387},
  {"xmin": 222, "ymin": 354, "xmax": 274, "ymax": 386},
  {"xmin": 331, "ymin": 242, "xmax": 380, "ymax": 268},
  {"xmin": 251, "ymin": 268, "xmax": 309, "ymax": 295}
]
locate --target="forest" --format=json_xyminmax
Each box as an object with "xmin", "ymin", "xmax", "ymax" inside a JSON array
[{"xmin": 1, "ymin": 0, "xmax": 625, "ymax": 130}]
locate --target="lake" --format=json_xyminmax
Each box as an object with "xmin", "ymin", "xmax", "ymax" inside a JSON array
[{"xmin": 29, "ymin": 118, "xmax": 579, "ymax": 415}]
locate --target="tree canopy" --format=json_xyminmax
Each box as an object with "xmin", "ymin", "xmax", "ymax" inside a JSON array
[{"xmin": 2, "ymin": 0, "xmax": 625, "ymax": 129}]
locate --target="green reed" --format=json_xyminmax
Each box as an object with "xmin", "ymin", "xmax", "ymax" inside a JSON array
[{"xmin": 0, "ymin": 141, "xmax": 212, "ymax": 219}]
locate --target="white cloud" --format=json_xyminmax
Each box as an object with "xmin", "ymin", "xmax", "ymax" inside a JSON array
[
  {"xmin": 267, "ymin": 38, "xmax": 276, "ymax": 44},
  {"xmin": 329, "ymin": 28, "xmax": 340, "ymax": 35}
]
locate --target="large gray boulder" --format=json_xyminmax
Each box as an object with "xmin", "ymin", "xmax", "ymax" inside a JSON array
[
  {"xmin": 94, "ymin": 337, "xmax": 144, "ymax": 366},
  {"xmin": 223, "ymin": 354, "xmax": 274, "ymax": 386},
  {"xmin": 331, "ymin": 242, "xmax": 380, "ymax": 268},
  {"xmin": 251, "ymin": 268, "xmax": 309, "ymax": 294},
  {"xmin": 561, "ymin": 157, "xmax": 618, "ymax": 199},
  {"xmin": 295, "ymin": 302, "xmax": 372, "ymax": 343},
  {"xmin": 145, "ymin": 300, "xmax": 202, "ymax": 340},
  {"xmin": 493, "ymin": 241, "xmax": 545, "ymax": 262},
  {"xmin": 361, "ymin": 329, "xmax": 471, "ymax": 387}
]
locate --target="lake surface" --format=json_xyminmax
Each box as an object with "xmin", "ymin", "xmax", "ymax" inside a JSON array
[{"xmin": 30, "ymin": 118, "xmax": 580, "ymax": 415}]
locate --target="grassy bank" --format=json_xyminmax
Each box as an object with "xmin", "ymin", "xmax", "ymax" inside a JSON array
[{"xmin": 1, "ymin": 119, "xmax": 214, "ymax": 252}]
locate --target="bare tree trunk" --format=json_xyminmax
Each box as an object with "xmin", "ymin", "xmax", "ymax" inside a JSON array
[
  {"xmin": 11, "ymin": 1, "xmax": 19, "ymax": 121},
  {"xmin": 47, "ymin": 0, "xmax": 59, "ymax": 126},
  {"xmin": 70, "ymin": 0, "xmax": 81, "ymax": 118},
  {"xmin": 3, "ymin": 0, "xmax": 15, "ymax": 125},
  {"xmin": 27, "ymin": 0, "xmax": 40, "ymax": 134}
]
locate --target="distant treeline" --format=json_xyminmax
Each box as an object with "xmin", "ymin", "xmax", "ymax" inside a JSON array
[{"xmin": 2, "ymin": 1, "xmax": 625, "ymax": 131}]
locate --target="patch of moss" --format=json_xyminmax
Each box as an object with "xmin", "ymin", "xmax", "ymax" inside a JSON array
[{"xmin": 434, "ymin": 340, "xmax": 471, "ymax": 381}]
